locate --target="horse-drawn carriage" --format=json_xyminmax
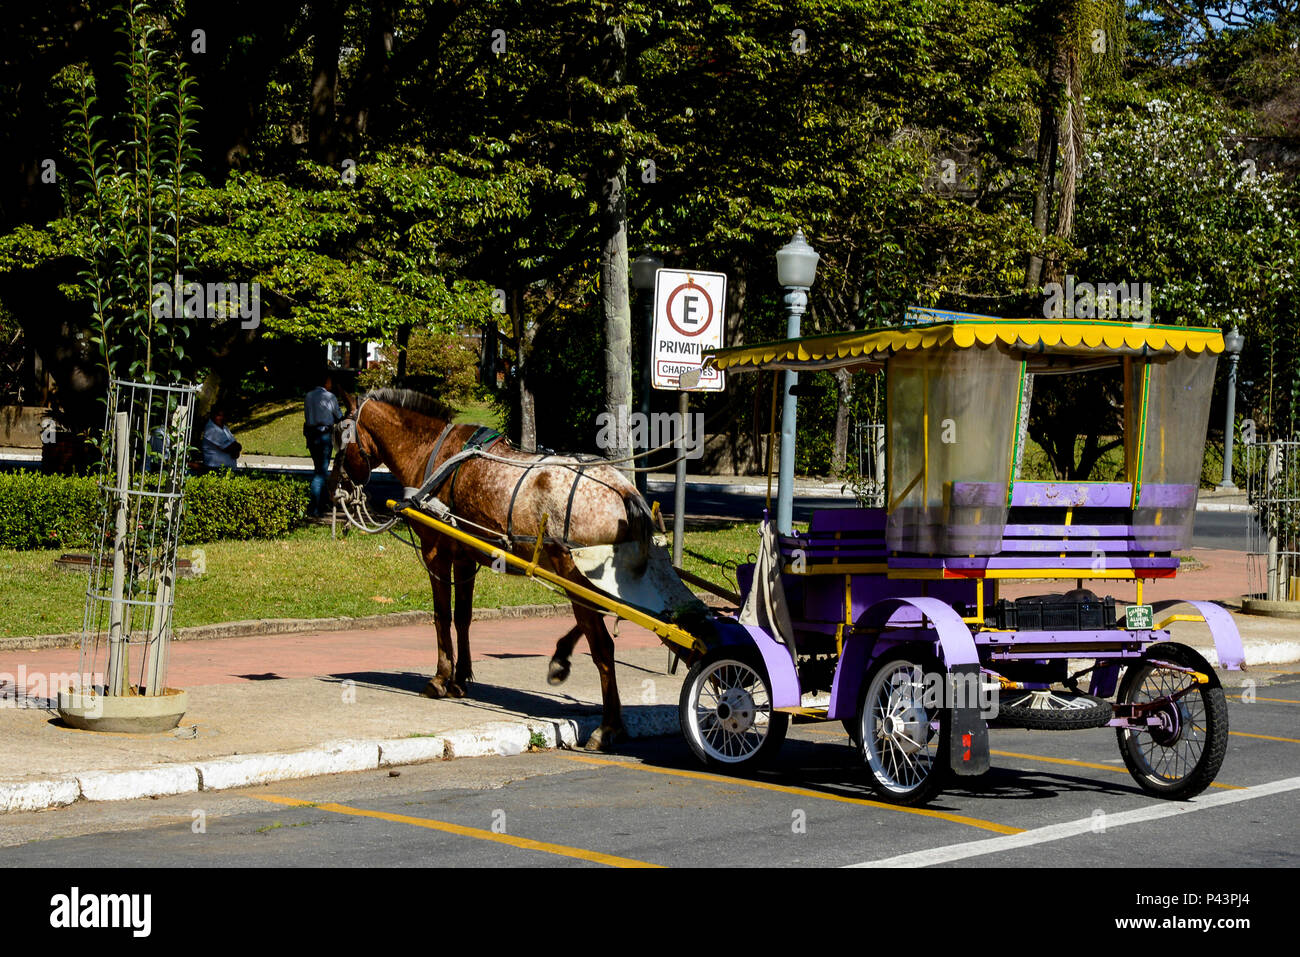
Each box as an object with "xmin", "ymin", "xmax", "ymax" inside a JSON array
[{"xmin": 366, "ymin": 309, "xmax": 1240, "ymax": 807}]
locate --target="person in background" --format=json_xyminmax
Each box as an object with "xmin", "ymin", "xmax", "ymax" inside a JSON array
[
  {"xmin": 305, "ymin": 370, "xmax": 343, "ymax": 516},
  {"xmin": 201, "ymin": 407, "xmax": 241, "ymax": 471}
]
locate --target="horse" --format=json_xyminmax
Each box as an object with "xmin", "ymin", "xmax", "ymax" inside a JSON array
[{"xmin": 328, "ymin": 388, "xmax": 656, "ymax": 750}]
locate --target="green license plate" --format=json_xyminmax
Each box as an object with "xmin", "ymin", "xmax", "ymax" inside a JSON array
[{"xmin": 1125, "ymin": 604, "xmax": 1154, "ymax": 629}]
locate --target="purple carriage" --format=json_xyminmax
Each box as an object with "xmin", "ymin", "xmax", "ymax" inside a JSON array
[{"xmin": 678, "ymin": 312, "xmax": 1243, "ymax": 806}]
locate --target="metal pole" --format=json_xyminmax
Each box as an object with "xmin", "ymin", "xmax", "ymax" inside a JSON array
[
  {"xmin": 775, "ymin": 286, "xmax": 807, "ymax": 534},
  {"xmin": 105, "ymin": 411, "xmax": 131, "ymax": 696},
  {"xmin": 636, "ymin": 291, "xmax": 653, "ymax": 496},
  {"xmin": 1218, "ymin": 352, "xmax": 1240, "ymax": 488},
  {"xmin": 1268, "ymin": 443, "xmax": 1280, "ymax": 600},
  {"xmin": 672, "ymin": 390, "xmax": 688, "ymax": 567}
]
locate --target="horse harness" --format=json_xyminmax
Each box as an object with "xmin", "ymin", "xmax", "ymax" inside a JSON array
[{"xmin": 400, "ymin": 422, "xmax": 628, "ymax": 550}]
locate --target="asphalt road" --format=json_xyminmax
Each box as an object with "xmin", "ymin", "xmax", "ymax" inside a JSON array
[{"xmin": 2, "ymin": 669, "xmax": 1295, "ymax": 869}]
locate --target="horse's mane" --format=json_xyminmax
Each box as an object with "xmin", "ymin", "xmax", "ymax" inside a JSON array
[{"xmin": 364, "ymin": 388, "xmax": 458, "ymax": 423}]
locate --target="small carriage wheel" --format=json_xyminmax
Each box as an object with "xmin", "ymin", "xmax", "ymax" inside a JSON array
[
  {"xmin": 679, "ymin": 649, "xmax": 789, "ymax": 771},
  {"xmin": 993, "ymin": 689, "xmax": 1113, "ymax": 730},
  {"xmin": 1115, "ymin": 642, "xmax": 1229, "ymax": 800},
  {"xmin": 856, "ymin": 648, "xmax": 949, "ymax": 806}
]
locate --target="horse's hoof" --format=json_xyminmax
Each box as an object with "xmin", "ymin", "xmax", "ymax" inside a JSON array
[
  {"xmin": 448, "ymin": 681, "xmax": 468, "ymax": 698},
  {"xmin": 422, "ymin": 679, "xmax": 448, "ymax": 699},
  {"xmin": 584, "ymin": 724, "xmax": 625, "ymax": 752},
  {"xmin": 547, "ymin": 658, "xmax": 571, "ymax": 686}
]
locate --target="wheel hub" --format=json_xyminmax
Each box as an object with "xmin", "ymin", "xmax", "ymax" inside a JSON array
[
  {"xmin": 715, "ymin": 687, "xmax": 756, "ymax": 734},
  {"xmin": 877, "ymin": 705, "xmax": 928, "ymax": 755},
  {"xmin": 1149, "ymin": 698, "xmax": 1186, "ymax": 747}
]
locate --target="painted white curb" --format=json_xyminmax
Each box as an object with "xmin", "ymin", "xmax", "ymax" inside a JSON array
[
  {"xmin": 377, "ymin": 736, "xmax": 447, "ymax": 767},
  {"xmin": 1208, "ymin": 640, "xmax": 1300, "ymax": 668},
  {"xmin": 196, "ymin": 740, "xmax": 379, "ymax": 791},
  {"xmin": 1, "ymin": 707, "xmax": 680, "ymax": 814},
  {"xmin": 77, "ymin": 766, "xmax": 199, "ymax": 802},
  {"xmin": 0, "ymin": 778, "xmax": 80, "ymax": 814}
]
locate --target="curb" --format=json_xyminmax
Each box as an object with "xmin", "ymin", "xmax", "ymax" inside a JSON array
[{"xmin": 0, "ymin": 706, "xmax": 681, "ymax": 815}]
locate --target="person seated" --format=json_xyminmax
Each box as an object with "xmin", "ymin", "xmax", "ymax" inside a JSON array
[{"xmin": 201, "ymin": 408, "xmax": 241, "ymax": 471}]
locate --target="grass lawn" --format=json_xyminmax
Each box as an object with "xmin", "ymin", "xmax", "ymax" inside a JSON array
[
  {"xmin": 0, "ymin": 521, "xmax": 764, "ymax": 638},
  {"xmin": 230, "ymin": 398, "xmax": 312, "ymax": 458},
  {"xmin": 231, "ymin": 395, "xmax": 503, "ymax": 458}
]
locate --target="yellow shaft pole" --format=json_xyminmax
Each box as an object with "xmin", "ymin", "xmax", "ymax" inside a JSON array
[{"xmin": 392, "ymin": 502, "xmax": 706, "ymax": 655}]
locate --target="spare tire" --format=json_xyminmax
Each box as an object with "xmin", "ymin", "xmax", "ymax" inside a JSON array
[{"xmin": 992, "ymin": 689, "xmax": 1113, "ymax": 730}]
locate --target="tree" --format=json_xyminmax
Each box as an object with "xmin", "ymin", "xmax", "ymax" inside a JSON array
[{"xmin": 1024, "ymin": 0, "xmax": 1128, "ymax": 289}]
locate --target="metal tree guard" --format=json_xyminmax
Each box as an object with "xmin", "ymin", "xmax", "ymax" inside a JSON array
[
  {"xmin": 58, "ymin": 379, "xmax": 196, "ymax": 732},
  {"xmin": 1245, "ymin": 438, "xmax": 1300, "ymax": 605}
]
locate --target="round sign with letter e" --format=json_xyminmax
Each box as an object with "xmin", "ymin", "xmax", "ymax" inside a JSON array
[{"xmin": 651, "ymin": 268, "xmax": 727, "ymax": 391}]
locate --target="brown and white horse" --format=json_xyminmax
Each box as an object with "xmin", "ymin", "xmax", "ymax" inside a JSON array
[{"xmin": 329, "ymin": 388, "xmax": 654, "ymax": 750}]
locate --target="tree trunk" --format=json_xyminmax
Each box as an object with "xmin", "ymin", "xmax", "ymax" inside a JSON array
[
  {"xmin": 308, "ymin": 0, "xmax": 343, "ymax": 167},
  {"xmin": 394, "ymin": 323, "xmax": 410, "ymax": 384},
  {"xmin": 1024, "ymin": 99, "xmax": 1058, "ymax": 291},
  {"xmin": 1045, "ymin": 48, "xmax": 1084, "ymax": 286},
  {"xmin": 598, "ymin": 21, "xmax": 632, "ymax": 477},
  {"xmin": 831, "ymin": 368, "xmax": 852, "ymax": 473},
  {"xmin": 511, "ymin": 288, "xmax": 537, "ymax": 451}
]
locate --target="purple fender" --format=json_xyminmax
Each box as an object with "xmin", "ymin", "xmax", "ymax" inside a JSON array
[
  {"xmin": 827, "ymin": 597, "xmax": 979, "ymax": 721},
  {"xmin": 1149, "ymin": 599, "xmax": 1246, "ymax": 671},
  {"xmin": 712, "ymin": 619, "xmax": 803, "ymax": 709}
]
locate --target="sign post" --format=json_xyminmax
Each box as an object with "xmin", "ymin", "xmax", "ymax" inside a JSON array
[{"xmin": 651, "ymin": 269, "xmax": 726, "ymax": 569}]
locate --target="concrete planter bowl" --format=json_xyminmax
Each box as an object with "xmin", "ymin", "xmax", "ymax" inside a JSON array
[
  {"xmin": 57, "ymin": 687, "xmax": 189, "ymax": 734},
  {"xmin": 1242, "ymin": 598, "xmax": 1300, "ymax": 620}
]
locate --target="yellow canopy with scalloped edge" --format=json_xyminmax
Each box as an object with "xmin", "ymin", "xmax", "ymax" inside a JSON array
[{"xmin": 703, "ymin": 319, "xmax": 1224, "ymax": 374}]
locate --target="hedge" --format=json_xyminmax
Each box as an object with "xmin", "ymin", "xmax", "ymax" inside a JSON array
[{"xmin": 0, "ymin": 471, "xmax": 311, "ymax": 550}]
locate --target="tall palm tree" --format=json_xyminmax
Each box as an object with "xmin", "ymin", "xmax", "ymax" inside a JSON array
[{"xmin": 1026, "ymin": 0, "xmax": 1128, "ymax": 289}]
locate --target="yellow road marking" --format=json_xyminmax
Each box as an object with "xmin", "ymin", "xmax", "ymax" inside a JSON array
[
  {"xmin": 1238, "ymin": 696, "xmax": 1300, "ymax": 704},
  {"xmin": 554, "ymin": 753, "xmax": 1023, "ymax": 835},
  {"xmin": 250, "ymin": 794, "xmax": 661, "ymax": 868},
  {"xmin": 1231, "ymin": 730, "xmax": 1300, "ymax": 744}
]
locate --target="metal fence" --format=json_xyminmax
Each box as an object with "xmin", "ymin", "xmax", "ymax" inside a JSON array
[
  {"xmin": 1245, "ymin": 439, "xmax": 1300, "ymax": 601},
  {"xmin": 853, "ymin": 422, "xmax": 886, "ymax": 507}
]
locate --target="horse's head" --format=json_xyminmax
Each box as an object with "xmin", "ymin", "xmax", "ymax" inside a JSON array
[{"xmin": 325, "ymin": 393, "xmax": 378, "ymax": 503}]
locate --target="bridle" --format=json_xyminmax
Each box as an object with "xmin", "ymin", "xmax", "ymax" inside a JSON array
[{"xmin": 332, "ymin": 395, "xmax": 397, "ymax": 534}]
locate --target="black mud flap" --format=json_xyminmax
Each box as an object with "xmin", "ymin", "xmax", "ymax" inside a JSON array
[{"xmin": 948, "ymin": 663, "xmax": 991, "ymax": 776}]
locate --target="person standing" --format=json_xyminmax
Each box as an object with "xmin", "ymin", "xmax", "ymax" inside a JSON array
[{"xmin": 305, "ymin": 371, "xmax": 343, "ymax": 516}]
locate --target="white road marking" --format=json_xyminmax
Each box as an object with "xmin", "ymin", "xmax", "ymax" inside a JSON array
[{"xmin": 848, "ymin": 776, "xmax": 1300, "ymax": 868}]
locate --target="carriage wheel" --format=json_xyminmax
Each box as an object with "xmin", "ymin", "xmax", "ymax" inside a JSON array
[
  {"xmin": 1116, "ymin": 642, "xmax": 1229, "ymax": 800},
  {"xmin": 857, "ymin": 648, "xmax": 950, "ymax": 806},
  {"xmin": 679, "ymin": 649, "xmax": 789, "ymax": 771}
]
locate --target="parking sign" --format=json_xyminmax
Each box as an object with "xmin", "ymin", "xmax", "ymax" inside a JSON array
[{"xmin": 651, "ymin": 269, "xmax": 726, "ymax": 391}]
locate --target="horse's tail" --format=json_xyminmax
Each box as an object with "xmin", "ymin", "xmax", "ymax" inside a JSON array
[{"xmin": 621, "ymin": 489, "xmax": 658, "ymax": 567}]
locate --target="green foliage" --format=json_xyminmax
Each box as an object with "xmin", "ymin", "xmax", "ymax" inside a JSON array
[
  {"xmin": 359, "ymin": 327, "xmax": 481, "ymax": 402},
  {"xmin": 180, "ymin": 474, "xmax": 309, "ymax": 542},
  {"xmin": 59, "ymin": 1, "xmax": 203, "ymax": 382},
  {"xmin": 0, "ymin": 473, "xmax": 99, "ymax": 550},
  {"xmin": 1074, "ymin": 92, "xmax": 1300, "ymax": 432},
  {"xmin": 0, "ymin": 471, "xmax": 309, "ymax": 549}
]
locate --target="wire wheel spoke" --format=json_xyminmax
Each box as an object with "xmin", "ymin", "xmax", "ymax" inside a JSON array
[
  {"xmin": 863, "ymin": 661, "xmax": 937, "ymax": 794},
  {"xmin": 1127, "ymin": 664, "xmax": 1205, "ymax": 782},
  {"xmin": 687, "ymin": 658, "xmax": 774, "ymax": 764}
]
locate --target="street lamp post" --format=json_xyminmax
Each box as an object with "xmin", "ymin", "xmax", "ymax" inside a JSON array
[
  {"xmin": 1218, "ymin": 326, "xmax": 1245, "ymax": 489},
  {"xmin": 629, "ymin": 254, "xmax": 662, "ymax": 496},
  {"xmin": 774, "ymin": 230, "xmax": 820, "ymax": 534}
]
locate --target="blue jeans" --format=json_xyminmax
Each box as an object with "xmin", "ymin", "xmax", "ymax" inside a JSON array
[{"xmin": 307, "ymin": 432, "xmax": 334, "ymax": 514}]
